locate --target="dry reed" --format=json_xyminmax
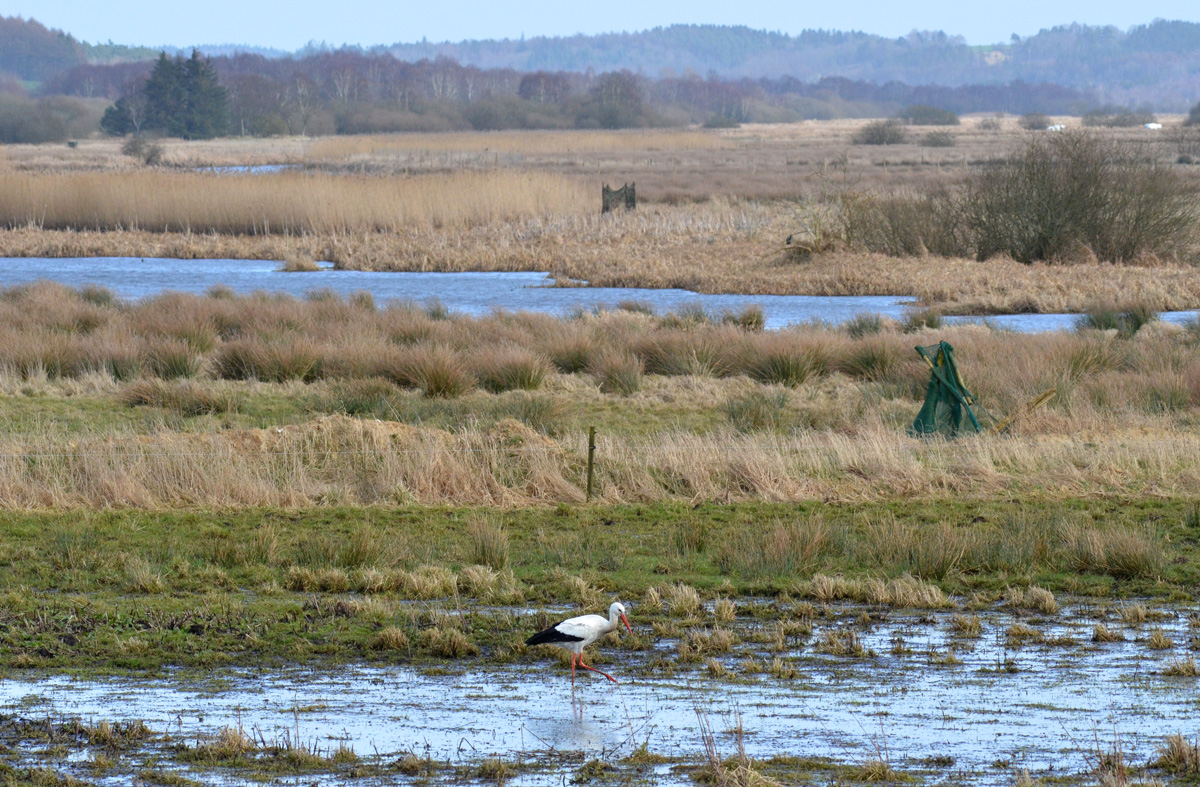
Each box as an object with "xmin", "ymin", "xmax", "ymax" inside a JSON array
[
  {"xmin": 0, "ymin": 170, "xmax": 591, "ymax": 234},
  {"xmin": 305, "ymin": 129, "xmax": 731, "ymax": 160}
]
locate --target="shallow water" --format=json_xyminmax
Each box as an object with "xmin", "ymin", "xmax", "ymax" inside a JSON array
[
  {"xmin": 1, "ymin": 603, "xmax": 1196, "ymax": 785},
  {"xmin": 1, "ymin": 257, "xmax": 912, "ymax": 330},
  {"xmin": 7, "ymin": 256, "xmax": 1199, "ymax": 332}
]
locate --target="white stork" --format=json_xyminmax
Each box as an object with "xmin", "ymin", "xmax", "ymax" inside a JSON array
[{"xmin": 525, "ymin": 601, "xmax": 633, "ymax": 684}]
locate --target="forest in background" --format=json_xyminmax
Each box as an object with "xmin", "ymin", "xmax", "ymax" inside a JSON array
[{"xmin": 2, "ymin": 14, "xmax": 1198, "ymax": 142}]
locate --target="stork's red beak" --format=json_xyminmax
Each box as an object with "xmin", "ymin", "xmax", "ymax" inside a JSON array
[{"xmin": 621, "ymin": 614, "xmax": 632, "ymax": 636}]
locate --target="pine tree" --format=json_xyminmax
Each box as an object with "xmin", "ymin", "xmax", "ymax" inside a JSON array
[
  {"xmin": 181, "ymin": 50, "xmax": 229, "ymax": 138},
  {"xmin": 143, "ymin": 52, "xmax": 184, "ymax": 136},
  {"xmin": 108, "ymin": 50, "xmax": 229, "ymax": 139}
]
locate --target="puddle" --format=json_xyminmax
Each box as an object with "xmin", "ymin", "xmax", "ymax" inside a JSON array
[
  {"xmin": 1, "ymin": 602, "xmax": 1196, "ymax": 785},
  {"xmin": 194, "ymin": 164, "xmax": 296, "ymax": 174}
]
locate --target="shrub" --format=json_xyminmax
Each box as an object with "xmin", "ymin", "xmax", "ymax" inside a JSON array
[
  {"xmin": 702, "ymin": 114, "xmax": 740, "ymax": 129},
  {"xmin": 919, "ymin": 131, "xmax": 955, "ymax": 147},
  {"xmin": 319, "ymin": 377, "xmax": 403, "ymax": 416},
  {"xmin": 852, "ymin": 120, "xmax": 908, "ymax": 145},
  {"xmin": 961, "ymin": 131, "xmax": 1198, "ymax": 263},
  {"xmin": 721, "ymin": 305, "xmax": 765, "ymax": 332},
  {"xmin": 121, "ymin": 136, "xmax": 165, "ymax": 166},
  {"xmin": 837, "ymin": 337, "xmax": 899, "ymax": 380},
  {"xmin": 0, "ymin": 94, "xmax": 70, "ymax": 143},
  {"xmin": 1018, "ymin": 113, "xmax": 1051, "ymax": 131},
  {"xmin": 1082, "ymin": 106, "xmax": 1155, "ymax": 127},
  {"xmin": 902, "ymin": 308, "xmax": 943, "ymax": 333},
  {"xmin": 541, "ymin": 330, "xmax": 596, "ymax": 374},
  {"xmin": 838, "ymin": 190, "xmax": 968, "ymax": 258},
  {"xmin": 899, "ymin": 105, "xmax": 959, "ymax": 126}
]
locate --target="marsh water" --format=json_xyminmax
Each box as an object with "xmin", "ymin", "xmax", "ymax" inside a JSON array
[
  {"xmin": 1, "ymin": 602, "xmax": 1197, "ymax": 785},
  {"xmin": 5, "ymin": 256, "xmax": 1200, "ymax": 331}
]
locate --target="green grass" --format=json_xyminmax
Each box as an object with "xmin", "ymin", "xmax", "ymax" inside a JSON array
[{"xmin": 0, "ymin": 496, "xmax": 1196, "ymax": 673}]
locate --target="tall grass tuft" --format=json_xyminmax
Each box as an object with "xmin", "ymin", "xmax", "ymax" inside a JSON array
[
  {"xmin": 465, "ymin": 517, "xmax": 509, "ymax": 570},
  {"xmin": 142, "ymin": 337, "xmax": 203, "ymax": 379},
  {"xmin": 472, "ymin": 347, "xmax": 549, "ymax": 393},
  {"xmin": 716, "ymin": 518, "xmax": 831, "ymax": 577},
  {"xmin": 213, "ymin": 338, "xmax": 321, "ymax": 382},
  {"xmin": 725, "ymin": 389, "xmax": 790, "ymax": 432},
  {"xmin": 844, "ymin": 313, "xmax": 886, "ymax": 339},
  {"xmin": 388, "ymin": 345, "xmax": 475, "ymax": 398},
  {"xmin": 121, "ymin": 380, "xmax": 240, "ymax": 416},
  {"xmin": 1077, "ymin": 301, "xmax": 1160, "ymax": 338},
  {"xmin": 1059, "ymin": 523, "xmax": 1165, "ymax": 579},
  {"xmin": 739, "ymin": 333, "xmax": 830, "ymax": 387},
  {"xmin": 590, "ymin": 351, "xmax": 643, "ymax": 395}
]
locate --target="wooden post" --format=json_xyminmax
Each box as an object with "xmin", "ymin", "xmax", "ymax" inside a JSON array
[{"xmin": 586, "ymin": 426, "xmax": 596, "ymax": 501}]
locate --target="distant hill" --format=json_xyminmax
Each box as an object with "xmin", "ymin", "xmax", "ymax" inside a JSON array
[
  {"xmin": 7, "ymin": 15, "xmax": 1200, "ymax": 109},
  {"xmin": 0, "ymin": 16, "xmax": 84, "ymax": 82},
  {"xmin": 377, "ymin": 21, "xmax": 1200, "ymax": 108},
  {"xmin": 0, "ymin": 15, "xmax": 171, "ymax": 86}
]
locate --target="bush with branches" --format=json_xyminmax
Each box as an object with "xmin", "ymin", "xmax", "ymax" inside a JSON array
[
  {"xmin": 852, "ymin": 120, "xmax": 908, "ymax": 145},
  {"xmin": 1019, "ymin": 112, "xmax": 1051, "ymax": 131}
]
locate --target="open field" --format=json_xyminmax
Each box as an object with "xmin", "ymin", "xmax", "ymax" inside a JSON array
[
  {"xmin": 4, "ymin": 123, "xmax": 1200, "ymax": 786},
  {"xmin": 3, "ymin": 119, "xmax": 1200, "ymax": 314}
]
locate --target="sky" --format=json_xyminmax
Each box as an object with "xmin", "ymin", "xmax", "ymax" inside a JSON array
[{"xmin": 5, "ymin": 0, "xmax": 1200, "ymax": 51}]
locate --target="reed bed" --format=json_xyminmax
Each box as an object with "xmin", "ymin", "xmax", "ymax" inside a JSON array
[
  {"xmin": 305, "ymin": 129, "xmax": 732, "ymax": 161},
  {"xmin": 0, "ymin": 170, "xmax": 592, "ymax": 234},
  {"xmin": 0, "ymin": 285, "xmax": 1198, "ymax": 507},
  {"xmin": 7, "ymin": 218, "xmax": 1200, "ymax": 317}
]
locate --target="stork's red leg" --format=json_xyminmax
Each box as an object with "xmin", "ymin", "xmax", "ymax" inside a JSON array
[
  {"xmin": 578, "ymin": 655, "xmax": 618, "ymax": 684},
  {"xmin": 571, "ymin": 653, "xmax": 577, "ymax": 685}
]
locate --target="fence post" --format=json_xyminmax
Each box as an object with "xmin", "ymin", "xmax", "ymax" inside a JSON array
[{"xmin": 586, "ymin": 426, "xmax": 596, "ymax": 501}]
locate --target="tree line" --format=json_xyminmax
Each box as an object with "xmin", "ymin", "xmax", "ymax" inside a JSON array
[{"xmin": 54, "ymin": 49, "xmax": 1098, "ymax": 140}]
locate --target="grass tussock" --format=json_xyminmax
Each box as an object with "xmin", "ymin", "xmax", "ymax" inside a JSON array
[
  {"xmin": 1162, "ymin": 658, "xmax": 1200, "ymax": 678},
  {"xmin": 370, "ymin": 626, "xmax": 410, "ymax": 651},
  {"xmin": 589, "ymin": 350, "xmax": 643, "ymax": 396},
  {"xmin": 471, "ymin": 347, "xmax": 549, "ymax": 393},
  {"xmin": 121, "ymin": 379, "xmax": 240, "ymax": 415},
  {"xmin": 465, "ymin": 517, "xmax": 509, "ymax": 570},
  {"xmin": 423, "ymin": 627, "xmax": 479, "ymax": 658},
  {"xmin": 1156, "ymin": 734, "xmax": 1200, "ymax": 773}
]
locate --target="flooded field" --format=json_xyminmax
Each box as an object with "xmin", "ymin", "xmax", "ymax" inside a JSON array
[{"xmin": 2, "ymin": 600, "xmax": 1197, "ymax": 786}]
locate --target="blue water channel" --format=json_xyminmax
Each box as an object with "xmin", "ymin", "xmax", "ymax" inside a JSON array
[{"xmin": 2, "ymin": 257, "xmax": 1198, "ymax": 332}]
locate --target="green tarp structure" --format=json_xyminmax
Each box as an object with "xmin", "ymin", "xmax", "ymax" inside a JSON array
[{"xmin": 910, "ymin": 341, "xmax": 983, "ymax": 437}]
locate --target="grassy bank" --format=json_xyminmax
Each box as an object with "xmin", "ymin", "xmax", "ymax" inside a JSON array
[
  {"xmin": 0, "ymin": 286, "xmax": 1199, "ymax": 506},
  {"xmin": 0, "ymin": 497, "xmax": 1194, "ymax": 672}
]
